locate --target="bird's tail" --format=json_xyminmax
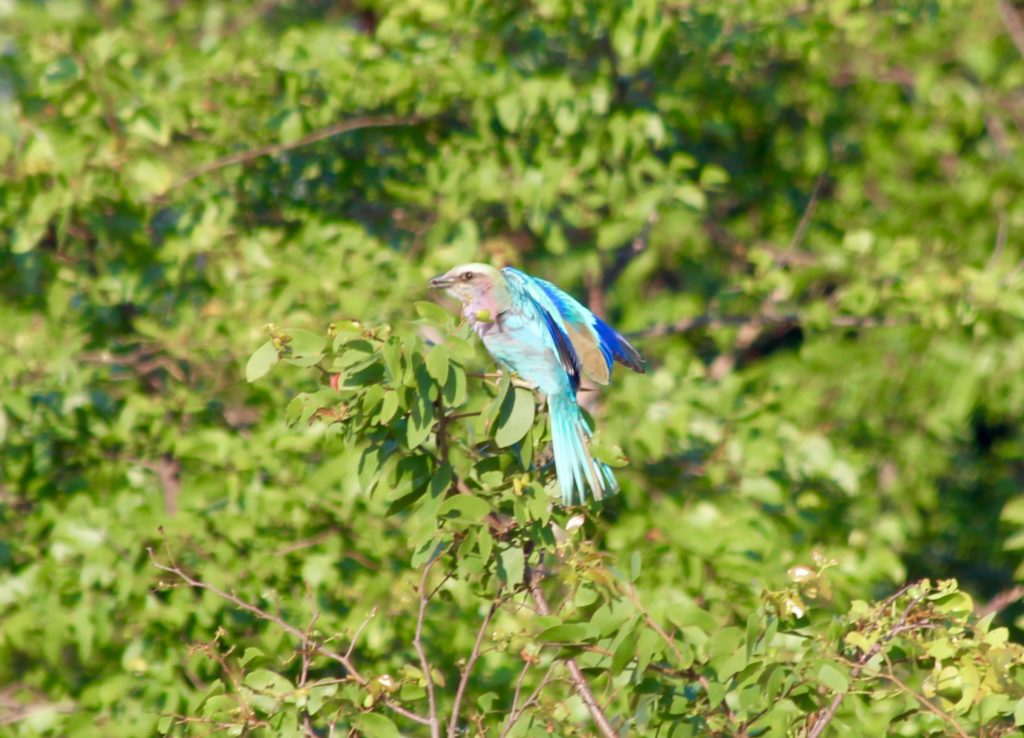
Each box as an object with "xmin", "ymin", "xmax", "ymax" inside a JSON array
[{"xmin": 547, "ymin": 392, "xmax": 618, "ymax": 505}]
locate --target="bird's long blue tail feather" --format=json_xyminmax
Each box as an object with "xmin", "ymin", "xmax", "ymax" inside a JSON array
[{"xmin": 547, "ymin": 392, "xmax": 618, "ymax": 505}]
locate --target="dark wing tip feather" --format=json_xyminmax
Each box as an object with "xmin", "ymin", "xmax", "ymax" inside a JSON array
[
  {"xmin": 594, "ymin": 319, "xmax": 645, "ymax": 375},
  {"xmin": 618, "ymin": 338, "xmax": 645, "ymax": 373}
]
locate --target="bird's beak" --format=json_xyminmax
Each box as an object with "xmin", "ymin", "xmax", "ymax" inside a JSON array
[{"xmin": 429, "ymin": 273, "xmax": 453, "ymax": 288}]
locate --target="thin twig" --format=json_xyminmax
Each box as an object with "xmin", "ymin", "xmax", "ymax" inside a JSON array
[
  {"xmin": 526, "ymin": 569, "xmax": 618, "ymax": 738},
  {"xmin": 619, "ymin": 581, "xmax": 684, "ymax": 665},
  {"xmin": 168, "ymin": 115, "xmax": 423, "ymax": 191},
  {"xmin": 806, "ymin": 586, "xmax": 927, "ymax": 738},
  {"xmin": 148, "ymin": 549, "xmax": 432, "ymax": 727},
  {"xmin": 786, "ymin": 170, "xmax": 828, "ymax": 255},
  {"xmin": 414, "ymin": 560, "xmax": 442, "ymax": 738},
  {"xmin": 499, "ymin": 664, "xmax": 557, "ymax": 738},
  {"xmin": 345, "ymin": 607, "xmax": 378, "ymax": 661},
  {"xmin": 447, "ymin": 599, "xmax": 499, "ymax": 738},
  {"xmin": 503, "ymin": 659, "xmax": 535, "ymax": 732},
  {"xmin": 879, "ymin": 655, "xmax": 970, "ymax": 738},
  {"xmin": 989, "ymin": 211, "xmax": 1009, "ymax": 268}
]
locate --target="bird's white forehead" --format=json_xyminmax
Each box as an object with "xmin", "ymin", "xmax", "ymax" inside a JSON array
[
  {"xmin": 452, "ymin": 262, "xmax": 493, "ymax": 275},
  {"xmin": 444, "ymin": 263, "xmax": 501, "ymax": 281}
]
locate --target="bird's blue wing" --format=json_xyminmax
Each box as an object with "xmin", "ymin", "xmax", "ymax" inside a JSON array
[
  {"xmin": 502, "ymin": 268, "xmax": 582, "ymax": 392},
  {"xmin": 522, "ymin": 273, "xmax": 645, "ymax": 383}
]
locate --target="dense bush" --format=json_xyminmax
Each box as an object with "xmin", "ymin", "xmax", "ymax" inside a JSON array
[{"xmin": 3, "ymin": 0, "xmax": 1024, "ymax": 735}]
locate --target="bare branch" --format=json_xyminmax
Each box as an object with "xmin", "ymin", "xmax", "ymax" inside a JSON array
[
  {"xmin": 447, "ymin": 599, "xmax": 499, "ymax": 738},
  {"xmin": 526, "ymin": 568, "xmax": 618, "ymax": 738},
  {"xmin": 597, "ymin": 209, "xmax": 660, "ymax": 299},
  {"xmin": 499, "ymin": 663, "xmax": 557, "ymax": 738},
  {"xmin": 167, "ymin": 115, "xmax": 423, "ymax": 192},
  {"xmin": 414, "ymin": 560, "xmax": 442, "ymax": 738},
  {"xmin": 345, "ymin": 607, "xmax": 378, "ymax": 662},
  {"xmin": 999, "ymin": 0, "xmax": 1024, "ymax": 59},
  {"xmin": 990, "ymin": 211, "xmax": 1010, "ymax": 268},
  {"xmin": 618, "ymin": 581, "xmax": 684, "ymax": 665},
  {"xmin": 137, "ymin": 455, "xmax": 181, "ymax": 515},
  {"xmin": 975, "ymin": 584, "xmax": 1024, "ymax": 619},
  {"xmin": 878, "ymin": 655, "xmax": 970, "ymax": 738},
  {"xmin": 633, "ymin": 312, "xmax": 894, "ymax": 339},
  {"xmin": 788, "ymin": 171, "xmax": 828, "ymax": 252},
  {"xmin": 148, "ymin": 548, "xmax": 432, "ymax": 728}
]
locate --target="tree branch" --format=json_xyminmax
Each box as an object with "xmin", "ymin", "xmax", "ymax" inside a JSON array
[
  {"xmin": 975, "ymin": 584, "xmax": 1024, "ymax": 619},
  {"xmin": 499, "ymin": 663, "xmax": 556, "ymax": 738},
  {"xmin": 414, "ymin": 560, "xmax": 442, "ymax": 738},
  {"xmin": 877, "ymin": 655, "xmax": 971, "ymax": 738},
  {"xmin": 785, "ymin": 170, "xmax": 828, "ymax": 255},
  {"xmin": 447, "ymin": 599, "xmax": 499, "ymax": 738},
  {"xmin": 633, "ymin": 312, "xmax": 894, "ymax": 339},
  {"xmin": 148, "ymin": 548, "xmax": 432, "ymax": 728},
  {"xmin": 168, "ymin": 114, "xmax": 423, "ymax": 191},
  {"xmin": 806, "ymin": 586, "xmax": 927, "ymax": 738},
  {"xmin": 999, "ymin": 0, "xmax": 1024, "ymax": 59},
  {"xmin": 526, "ymin": 568, "xmax": 618, "ymax": 738}
]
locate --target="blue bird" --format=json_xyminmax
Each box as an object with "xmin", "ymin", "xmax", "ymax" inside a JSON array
[{"xmin": 430, "ymin": 263, "xmax": 644, "ymax": 504}]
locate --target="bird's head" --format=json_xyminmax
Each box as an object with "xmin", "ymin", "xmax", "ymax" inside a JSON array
[{"xmin": 429, "ymin": 263, "xmax": 504, "ymax": 306}]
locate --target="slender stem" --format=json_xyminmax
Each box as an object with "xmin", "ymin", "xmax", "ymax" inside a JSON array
[
  {"xmin": 447, "ymin": 600, "xmax": 499, "ymax": 738},
  {"xmin": 414, "ymin": 561, "xmax": 442, "ymax": 738},
  {"xmin": 526, "ymin": 568, "xmax": 618, "ymax": 738},
  {"xmin": 806, "ymin": 586, "xmax": 927, "ymax": 738},
  {"xmin": 877, "ymin": 655, "xmax": 970, "ymax": 738},
  {"xmin": 148, "ymin": 549, "xmax": 432, "ymax": 728},
  {"xmin": 499, "ymin": 664, "xmax": 556, "ymax": 738},
  {"xmin": 167, "ymin": 114, "xmax": 423, "ymax": 192}
]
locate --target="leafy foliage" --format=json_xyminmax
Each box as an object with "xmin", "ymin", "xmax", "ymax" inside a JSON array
[{"xmin": 3, "ymin": 0, "xmax": 1024, "ymax": 736}]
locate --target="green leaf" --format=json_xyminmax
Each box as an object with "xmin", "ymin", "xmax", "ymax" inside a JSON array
[
  {"xmin": 243, "ymin": 669, "xmax": 294, "ymax": 696},
  {"xmin": 354, "ymin": 713, "xmax": 402, "ymax": 738},
  {"xmin": 415, "ymin": 301, "xmax": 454, "ymax": 325},
  {"xmin": 481, "ymin": 372, "xmax": 512, "ymax": 429},
  {"xmin": 288, "ymin": 329, "xmax": 326, "ymax": 357},
  {"xmin": 495, "ymin": 94, "xmax": 521, "ymax": 131},
  {"xmin": 246, "ymin": 340, "xmax": 278, "ymax": 382},
  {"xmin": 437, "ymin": 494, "xmax": 491, "ymax": 522},
  {"xmin": 498, "ymin": 545, "xmax": 524, "ymax": 586},
  {"xmin": 426, "ymin": 344, "xmax": 449, "ymax": 384},
  {"xmin": 495, "ymin": 387, "xmax": 535, "ymax": 448},
  {"xmin": 536, "ymin": 622, "xmax": 597, "ymax": 643},
  {"xmin": 817, "ymin": 662, "xmax": 849, "ymax": 693},
  {"xmin": 612, "ymin": 630, "xmax": 638, "ymax": 675}
]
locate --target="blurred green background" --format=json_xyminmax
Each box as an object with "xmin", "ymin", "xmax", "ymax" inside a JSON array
[{"xmin": 3, "ymin": 0, "xmax": 1024, "ymax": 736}]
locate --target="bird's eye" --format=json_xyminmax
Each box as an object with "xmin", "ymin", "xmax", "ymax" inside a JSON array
[{"xmin": 460, "ymin": 272, "xmax": 474, "ymax": 281}]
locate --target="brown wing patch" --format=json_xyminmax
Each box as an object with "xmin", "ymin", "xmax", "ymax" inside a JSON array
[{"xmin": 564, "ymin": 322, "xmax": 610, "ymax": 385}]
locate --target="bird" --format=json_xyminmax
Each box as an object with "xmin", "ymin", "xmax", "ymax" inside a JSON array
[{"xmin": 430, "ymin": 263, "xmax": 644, "ymax": 505}]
